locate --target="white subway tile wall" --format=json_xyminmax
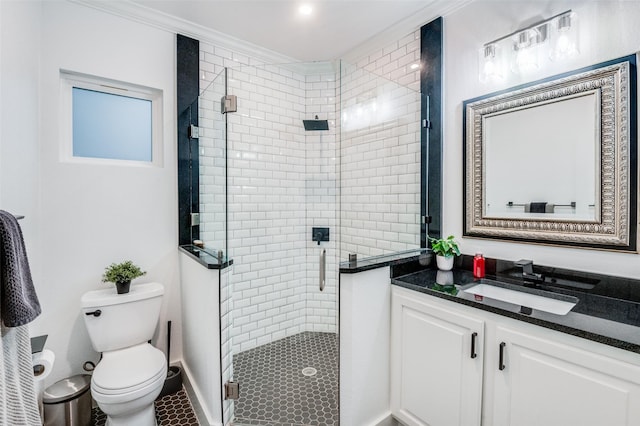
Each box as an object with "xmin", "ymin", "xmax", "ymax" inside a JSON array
[
  {"xmin": 198, "ymin": 28, "xmax": 421, "ymax": 353},
  {"xmin": 305, "ymin": 69, "xmax": 338, "ymax": 334},
  {"xmin": 227, "ymin": 62, "xmax": 309, "ymax": 352}
]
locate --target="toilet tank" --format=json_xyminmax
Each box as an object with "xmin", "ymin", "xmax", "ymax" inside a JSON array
[{"xmin": 81, "ymin": 282, "xmax": 164, "ymax": 353}]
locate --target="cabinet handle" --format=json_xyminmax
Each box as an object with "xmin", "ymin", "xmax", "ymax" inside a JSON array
[
  {"xmin": 470, "ymin": 332, "xmax": 478, "ymax": 359},
  {"xmin": 498, "ymin": 342, "xmax": 506, "ymax": 371}
]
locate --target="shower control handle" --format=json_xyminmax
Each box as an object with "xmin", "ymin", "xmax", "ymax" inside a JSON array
[
  {"xmin": 85, "ymin": 310, "xmax": 102, "ymax": 317},
  {"xmin": 319, "ymin": 249, "xmax": 326, "ymax": 292}
]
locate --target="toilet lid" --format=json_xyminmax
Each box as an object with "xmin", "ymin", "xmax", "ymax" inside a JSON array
[{"xmin": 92, "ymin": 344, "xmax": 166, "ymax": 394}]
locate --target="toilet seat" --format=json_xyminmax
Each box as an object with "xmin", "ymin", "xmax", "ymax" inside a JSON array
[
  {"xmin": 92, "ymin": 343, "xmax": 166, "ymax": 396},
  {"xmin": 91, "ymin": 369, "xmax": 165, "ymax": 406}
]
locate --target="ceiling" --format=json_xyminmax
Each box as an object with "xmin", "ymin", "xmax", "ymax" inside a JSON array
[{"xmin": 132, "ymin": 0, "xmax": 445, "ymax": 61}]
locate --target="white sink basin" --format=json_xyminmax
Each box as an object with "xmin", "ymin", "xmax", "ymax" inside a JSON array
[{"xmin": 463, "ymin": 282, "xmax": 578, "ymax": 315}]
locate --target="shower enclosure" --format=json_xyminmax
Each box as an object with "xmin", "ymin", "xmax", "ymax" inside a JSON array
[{"xmin": 185, "ymin": 58, "xmax": 422, "ymax": 426}]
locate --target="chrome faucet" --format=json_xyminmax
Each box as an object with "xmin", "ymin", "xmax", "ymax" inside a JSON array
[{"xmin": 514, "ymin": 259, "xmax": 545, "ymax": 283}]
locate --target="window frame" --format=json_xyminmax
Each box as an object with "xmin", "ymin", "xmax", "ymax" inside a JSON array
[{"xmin": 60, "ymin": 70, "xmax": 164, "ymax": 167}]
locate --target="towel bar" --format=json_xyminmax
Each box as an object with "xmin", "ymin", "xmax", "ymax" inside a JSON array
[{"xmin": 506, "ymin": 201, "xmax": 576, "ymax": 208}]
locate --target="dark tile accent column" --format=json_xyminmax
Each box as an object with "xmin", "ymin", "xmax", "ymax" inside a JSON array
[
  {"xmin": 177, "ymin": 34, "xmax": 199, "ymax": 246},
  {"xmin": 420, "ymin": 17, "xmax": 443, "ymax": 247}
]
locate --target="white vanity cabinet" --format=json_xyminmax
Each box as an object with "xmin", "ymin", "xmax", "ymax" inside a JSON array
[
  {"xmin": 391, "ymin": 286, "xmax": 640, "ymax": 426},
  {"xmin": 490, "ymin": 325, "xmax": 640, "ymax": 426},
  {"xmin": 390, "ymin": 286, "xmax": 484, "ymax": 426}
]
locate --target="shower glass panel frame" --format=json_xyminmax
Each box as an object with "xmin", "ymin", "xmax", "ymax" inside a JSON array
[
  {"xmin": 196, "ymin": 59, "xmax": 423, "ymax": 426},
  {"xmin": 198, "ymin": 68, "xmax": 228, "ymax": 259},
  {"xmin": 225, "ymin": 60, "xmax": 340, "ymax": 426},
  {"xmin": 197, "ymin": 67, "xmax": 233, "ymax": 424}
]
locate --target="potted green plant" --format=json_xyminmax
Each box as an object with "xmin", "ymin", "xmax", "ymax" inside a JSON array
[
  {"xmin": 429, "ymin": 235, "xmax": 461, "ymax": 271},
  {"xmin": 102, "ymin": 260, "xmax": 146, "ymax": 294}
]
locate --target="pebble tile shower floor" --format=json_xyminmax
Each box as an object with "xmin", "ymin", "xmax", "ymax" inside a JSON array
[
  {"xmin": 233, "ymin": 332, "xmax": 338, "ymax": 426},
  {"xmin": 91, "ymin": 387, "xmax": 199, "ymax": 426}
]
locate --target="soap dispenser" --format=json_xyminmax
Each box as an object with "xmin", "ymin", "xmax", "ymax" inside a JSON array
[{"xmin": 473, "ymin": 253, "xmax": 485, "ymax": 278}]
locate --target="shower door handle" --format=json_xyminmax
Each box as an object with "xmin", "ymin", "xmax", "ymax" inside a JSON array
[{"xmin": 319, "ymin": 249, "xmax": 326, "ymax": 292}]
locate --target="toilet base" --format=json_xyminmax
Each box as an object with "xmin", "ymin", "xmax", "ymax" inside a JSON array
[{"xmin": 104, "ymin": 403, "xmax": 157, "ymax": 426}]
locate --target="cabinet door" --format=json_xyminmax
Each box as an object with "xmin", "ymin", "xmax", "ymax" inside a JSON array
[
  {"xmin": 492, "ymin": 326, "xmax": 640, "ymax": 426},
  {"xmin": 391, "ymin": 288, "xmax": 484, "ymax": 426}
]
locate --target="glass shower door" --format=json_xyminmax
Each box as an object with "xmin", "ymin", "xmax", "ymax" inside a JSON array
[
  {"xmin": 199, "ymin": 68, "xmax": 228, "ymax": 257},
  {"xmin": 197, "ymin": 68, "xmax": 234, "ymax": 424},
  {"xmin": 220, "ymin": 61, "xmax": 340, "ymax": 426}
]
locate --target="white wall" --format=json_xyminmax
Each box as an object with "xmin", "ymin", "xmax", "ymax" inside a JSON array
[
  {"xmin": 340, "ymin": 267, "xmax": 392, "ymax": 426},
  {"xmin": 0, "ymin": 1, "xmax": 182, "ymax": 386},
  {"xmin": 444, "ymin": 0, "xmax": 640, "ymax": 278},
  {"xmin": 179, "ymin": 253, "xmax": 222, "ymax": 426},
  {"xmin": 0, "ymin": 1, "xmax": 43, "ymax": 298}
]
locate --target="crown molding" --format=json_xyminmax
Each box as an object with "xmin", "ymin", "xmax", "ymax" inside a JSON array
[
  {"xmin": 69, "ymin": 0, "xmax": 297, "ymax": 66},
  {"xmin": 69, "ymin": 0, "xmax": 473, "ymax": 75},
  {"xmin": 340, "ymin": 0, "xmax": 474, "ymax": 64}
]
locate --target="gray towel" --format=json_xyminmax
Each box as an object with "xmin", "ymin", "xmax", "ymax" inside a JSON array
[
  {"xmin": 0, "ymin": 211, "xmax": 41, "ymax": 327},
  {"xmin": 529, "ymin": 202, "xmax": 547, "ymax": 213}
]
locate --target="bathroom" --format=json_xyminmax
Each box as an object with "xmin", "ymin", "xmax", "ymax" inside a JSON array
[{"xmin": 2, "ymin": 0, "xmax": 640, "ymax": 425}]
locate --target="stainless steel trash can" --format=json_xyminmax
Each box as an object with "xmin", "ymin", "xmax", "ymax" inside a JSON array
[{"xmin": 43, "ymin": 374, "xmax": 92, "ymax": 426}]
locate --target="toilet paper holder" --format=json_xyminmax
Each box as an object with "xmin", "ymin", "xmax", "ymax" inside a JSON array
[{"xmin": 31, "ymin": 334, "xmax": 52, "ymax": 377}]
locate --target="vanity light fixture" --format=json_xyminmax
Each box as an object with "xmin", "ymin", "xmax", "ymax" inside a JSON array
[{"xmin": 478, "ymin": 10, "xmax": 579, "ymax": 82}]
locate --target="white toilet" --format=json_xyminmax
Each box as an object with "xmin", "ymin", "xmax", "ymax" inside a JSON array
[{"xmin": 81, "ymin": 282, "xmax": 167, "ymax": 426}]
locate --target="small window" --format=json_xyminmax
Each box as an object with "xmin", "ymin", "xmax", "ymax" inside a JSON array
[{"xmin": 61, "ymin": 71, "xmax": 163, "ymax": 166}]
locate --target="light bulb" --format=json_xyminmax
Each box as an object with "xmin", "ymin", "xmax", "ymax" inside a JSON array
[
  {"xmin": 516, "ymin": 49, "xmax": 538, "ymax": 73},
  {"xmin": 550, "ymin": 12, "xmax": 579, "ymax": 61},
  {"xmin": 484, "ymin": 60, "xmax": 495, "ymax": 75},
  {"xmin": 478, "ymin": 44, "xmax": 503, "ymax": 83}
]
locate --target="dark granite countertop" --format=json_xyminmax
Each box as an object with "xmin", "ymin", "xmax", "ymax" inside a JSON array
[
  {"xmin": 392, "ymin": 266, "xmax": 640, "ymax": 354},
  {"xmin": 179, "ymin": 245, "xmax": 233, "ymax": 269}
]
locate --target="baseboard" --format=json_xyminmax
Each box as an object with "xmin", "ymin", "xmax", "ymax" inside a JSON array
[
  {"xmin": 374, "ymin": 412, "xmax": 404, "ymax": 426},
  {"xmin": 179, "ymin": 360, "xmax": 222, "ymax": 426}
]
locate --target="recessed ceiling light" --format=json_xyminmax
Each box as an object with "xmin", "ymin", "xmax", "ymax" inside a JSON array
[
  {"xmin": 410, "ymin": 63, "xmax": 420, "ymax": 70},
  {"xmin": 299, "ymin": 4, "xmax": 313, "ymax": 16}
]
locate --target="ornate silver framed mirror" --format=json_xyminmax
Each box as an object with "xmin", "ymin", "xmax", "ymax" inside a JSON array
[{"xmin": 463, "ymin": 54, "xmax": 637, "ymax": 251}]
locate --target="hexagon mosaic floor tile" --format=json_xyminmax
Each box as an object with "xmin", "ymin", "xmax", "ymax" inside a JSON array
[
  {"xmin": 232, "ymin": 332, "xmax": 338, "ymax": 426},
  {"xmin": 92, "ymin": 387, "xmax": 199, "ymax": 426}
]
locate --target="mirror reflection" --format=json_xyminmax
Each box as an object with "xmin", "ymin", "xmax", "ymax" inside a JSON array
[{"xmin": 483, "ymin": 92, "xmax": 598, "ymax": 221}]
